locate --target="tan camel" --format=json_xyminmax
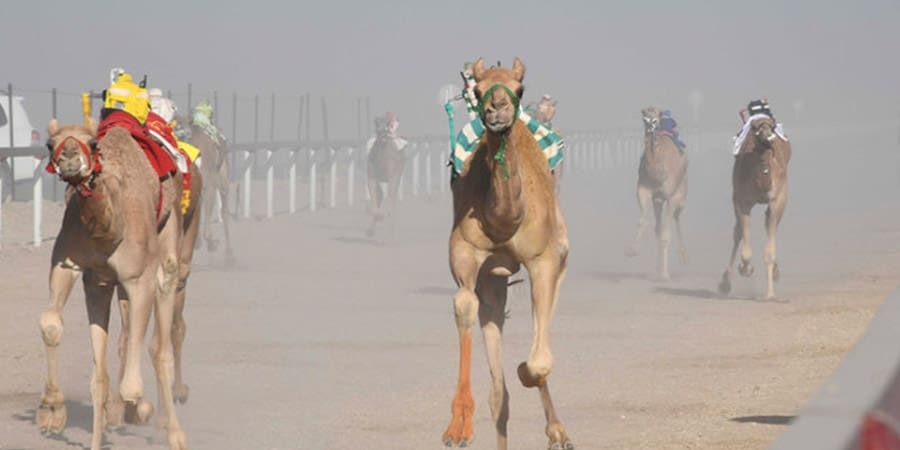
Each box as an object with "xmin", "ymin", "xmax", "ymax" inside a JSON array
[
  {"xmin": 443, "ymin": 58, "xmax": 573, "ymax": 450},
  {"xmin": 718, "ymin": 115, "xmax": 791, "ymax": 300},
  {"xmin": 189, "ymin": 123, "xmax": 234, "ymax": 264},
  {"xmin": 40, "ymin": 118, "xmax": 198, "ymax": 450},
  {"xmin": 626, "ymin": 107, "xmax": 688, "ymax": 280},
  {"xmin": 365, "ymin": 116, "xmax": 405, "ymax": 237}
]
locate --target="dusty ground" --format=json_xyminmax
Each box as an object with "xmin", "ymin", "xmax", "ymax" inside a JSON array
[{"xmin": 1, "ymin": 124, "xmax": 898, "ymax": 449}]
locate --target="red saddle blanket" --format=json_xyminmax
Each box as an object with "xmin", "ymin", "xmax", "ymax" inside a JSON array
[{"xmin": 98, "ymin": 110, "xmax": 177, "ymax": 180}]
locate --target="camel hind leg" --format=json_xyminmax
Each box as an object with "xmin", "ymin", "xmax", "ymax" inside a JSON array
[
  {"xmin": 37, "ymin": 261, "xmax": 79, "ymax": 434},
  {"xmin": 764, "ymin": 194, "xmax": 787, "ymax": 300},
  {"xmin": 652, "ymin": 196, "xmax": 671, "ymax": 281},
  {"xmin": 626, "ymin": 184, "xmax": 652, "ymax": 257},
  {"xmin": 478, "ymin": 272, "xmax": 511, "ymax": 450},
  {"xmin": 218, "ymin": 161, "xmax": 235, "ymax": 266},
  {"xmin": 671, "ymin": 177, "xmax": 688, "ymax": 265}
]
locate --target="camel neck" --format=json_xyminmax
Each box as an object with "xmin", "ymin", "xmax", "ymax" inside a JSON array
[{"xmin": 483, "ymin": 127, "xmax": 525, "ymax": 241}]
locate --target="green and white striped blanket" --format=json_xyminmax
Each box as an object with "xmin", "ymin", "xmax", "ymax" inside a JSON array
[{"xmin": 451, "ymin": 108, "xmax": 565, "ymax": 175}]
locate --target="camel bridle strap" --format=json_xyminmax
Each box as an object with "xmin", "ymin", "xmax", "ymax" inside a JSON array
[
  {"xmin": 476, "ymin": 84, "xmax": 519, "ymax": 181},
  {"xmin": 48, "ymin": 135, "xmax": 102, "ymax": 197}
]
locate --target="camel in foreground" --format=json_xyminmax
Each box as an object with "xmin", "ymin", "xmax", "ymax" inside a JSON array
[
  {"xmin": 189, "ymin": 122, "xmax": 234, "ymax": 264},
  {"xmin": 40, "ymin": 118, "xmax": 199, "ymax": 450},
  {"xmin": 365, "ymin": 116, "xmax": 406, "ymax": 237},
  {"xmin": 626, "ymin": 107, "xmax": 688, "ymax": 280},
  {"xmin": 443, "ymin": 57, "xmax": 573, "ymax": 450},
  {"xmin": 718, "ymin": 115, "xmax": 791, "ymax": 300}
]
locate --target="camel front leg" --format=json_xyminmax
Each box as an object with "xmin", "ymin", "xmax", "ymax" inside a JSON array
[
  {"xmin": 764, "ymin": 195, "xmax": 787, "ymax": 300},
  {"xmin": 37, "ymin": 260, "xmax": 79, "ymax": 434},
  {"xmin": 626, "ymin": 184, "xmax": 652, "ymax": 257},
  {"xmin": 478, "ymin": 274, "xmax": 510, "ymax": 450},
  {"xmin": 443, "ymin": 240, "xmax": 482, "ymax": 447},
  {"xmin": 520, "ymin": 250, "xmax": 573, "ymax": 450},
  {"xmin": 104, "ymin": 288, "xmax": 131, "ymax": 427},
  {"xmin": 671, "ymin": 178, "xmax": 688, "ymax": 265},
  {"xmin": 83, "ymin": 270, "xmax": 114, "ymax": 450},
  {"xmin": 118, "ymin": 269, "xmax": 156, "ymax": 425}
]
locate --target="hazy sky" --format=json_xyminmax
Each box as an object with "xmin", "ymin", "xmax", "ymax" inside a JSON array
[{"xmin": 2, "ymin": 0, "xmax": 898, "ymax": 141}]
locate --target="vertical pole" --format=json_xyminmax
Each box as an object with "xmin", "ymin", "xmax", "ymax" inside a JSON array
[
  {"xmin": 270, "ymin": 93, "xmax": 275, "ymax": 143},
  {"xmin": 32, "ymin": 162, "xmax": 41, "ymax": 247},
  {"xmin": 357, "ymin": 97, "xmax": 362, "ymax": 140},
  {"xmin": 297, "ymin": 95, "xmax": 304, "ymax": 143},
  {"xmin": 309, "ymin": 149, "xmax": 317, "ymax": 212},
  {"xmin": 266, "ymin": 150, "xmax": 273, "ymax": 218},
  {"xmin": 347, "ymin": 148, "xmax": 355, "ymax": 206},
  {"xmin": 329, "ymin": 150, "xmax": 336, "ymax": 209},
  {"xmin": 8, "ymin": 83, "xmax": 15, "ymax": 200},
  {"xmin": 213, "ymin": 90, "xmax": 219, "ymax": 123},
  {"xmin": 51, "ymin": 88, "xmax": 58, "ymax": 119},
  {"xmin": 412, "ymin": 146, "xmax": 419, "ymax": 197},
  {"xmin": 187, "ymin": 83, "xmax": 193, "ymax": 114},
  {"xmin": 289, "ymin": 151, "xmax": 297, "ymax": 214},
  {"xmin": 425, "ymin": 142, "xmax": 432, "ymax": 195},
  {"xmin": 304, "ymin": 93, "xmax": 310, "ymax": 143},
  {"xmin": 254, "ymin": 94, "xmax": 259, "ymax": 144},
  {"xmin": 242, "ymin": 151, "xmax": 251, "ymax": 219}
]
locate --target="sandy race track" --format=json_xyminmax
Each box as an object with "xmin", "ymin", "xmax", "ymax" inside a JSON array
[{"xmin": 1, "ymin": 123, "xmax": 899, "ymax": 449}]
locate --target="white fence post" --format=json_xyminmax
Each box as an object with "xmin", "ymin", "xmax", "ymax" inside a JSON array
[
  {"xmin": 289, "ymin": 150, "xmax": 297, "ymax": 215},
  {"xmin": 242, "ymin": 150, "xmax": 251, "ymax": 219},
  {"xmin": 412, "ymin": 145, "xmax": 420, "ymax": 197},
  {"xmin": 347, "ymin": 148, "xmax": 355, "ymax": 207},
  {"xmin": 265, "ymin": 149, "xmax": 274, "ymax": 219},
  {"xmin": 425, "ymin": 142, "xmax": 432, "ymax": 195},
  {"xmin": 329, "ymin": 148, "xmax": 337, "ymax": 209},
  {"xmin": 32, "ymin": 161, "xmax": 42, "ymax": 247},
  {"xmin": 0, "ymin": 176, "xmax": 3, "ymax": 250},
  {"xmin": 309, "ymin": 148, "xmax": 317, "ymax": 212}
]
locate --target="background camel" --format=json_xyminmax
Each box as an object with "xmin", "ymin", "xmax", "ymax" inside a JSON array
[
  {"xmin": 626, "ymin": 107, "xmax": 688, "ymax": 280},
  {"xmin": 189, "ymin": 122, "xmax": 234, "ymax": 265},
  {"xmin": 365, "ymin": 116, "xmax": 405, "ymax": 237},
  {"xmin": 443, "ymin": 57, "xmax": 573, "ymax": 450},
  {"xmin": 529, "ymin": 95, "xmax": 564, "ymax": 195},
  {"xmin": 41, "ymin": 118, "xmax": 195, "ymax": 450},
  {"xmin": 718, "ymin": 115, "xmax": 791, "ymax": 300}
]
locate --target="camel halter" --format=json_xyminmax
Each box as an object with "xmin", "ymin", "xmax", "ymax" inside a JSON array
[
  {"xmin": 47, "ymin": 135, "xmax": 102, "ymax": 197},
  {"xmin": 476, "ymin": 84, "xmax": 519, "ymax": 181}
]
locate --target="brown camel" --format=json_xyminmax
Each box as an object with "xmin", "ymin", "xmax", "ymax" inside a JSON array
[
  {"xmin": 443, "ymin": 57, "xmax": 572, "ymax": 450},
  {"xmin": 40, "ymin": 118, "xmax": 199, "ymax": 450},
  {"xmin": 189, "ymin": 122, "xmax": 234, "ymax": 264},
  {"xmin": 718, "ymin": 115, "xmax": 791, "ymax": 300},
  {"xmin": 365, "ymin": 116, "xmax": 405, "ymax": 237},
  {"xmin": 626, "ymin": 107, "xmax": 688, "ymax": 280}
]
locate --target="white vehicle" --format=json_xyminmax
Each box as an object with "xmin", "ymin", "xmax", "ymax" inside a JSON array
[{"xmin": 0, "ymin": 93, "xmax": 42, "ymax": 190}]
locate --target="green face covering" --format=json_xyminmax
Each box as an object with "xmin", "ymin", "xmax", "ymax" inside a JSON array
[{"xmin": 476, "ymin": 84, "xmax": 520, "ymax": 181}]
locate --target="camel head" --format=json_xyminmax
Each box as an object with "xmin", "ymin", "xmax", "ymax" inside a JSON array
[
  {"xmin": 472, "ymin": 57, "xmax": 525, "ymax": 133},
  {"xmin": 751, "ymin": 116, "xmax": 778, "ymax": 149},
  {"xmin": 46, "ymin": 118, "xmax": 99, "ymax": 183},
  {"xmin": 641, "ymin": 107, "xmax": 661, "ymax": 135}
]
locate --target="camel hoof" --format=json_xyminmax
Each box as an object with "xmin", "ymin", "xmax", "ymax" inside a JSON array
[
  {"xmin": 105, "ymin": 398, "xmax": 125, "ymax": 428},
  {"xmin": 517, "ymin": 362, "xmax": 545, "ymax": 388},
  {"xmin": 174, "ymin": 383, "xmax": 190, "ymax": 404},
  {"xmin": 773, "ymin": 263, "xmax": 780, "ymax": 282},
  {"xmin": 739, "ymin": 261, "xmax": 754, "ymax": 277},
  {"xmin": 37, "ymin": 402, "xmax": 67, "ymax": 434},
  {"xmin": 168, "ymin": 429, "xmax": 188, "ymax": 450},
  {"xmin": 718, "ymin": 272, "xmax": 732, "ymax": 295},
  {"xmin": 124, "ymin": 400, "xmax": 154, "ymax": 425},
  {"xmin": 550, "ymin": 442, "xmax": 575, "ymax": 450}
]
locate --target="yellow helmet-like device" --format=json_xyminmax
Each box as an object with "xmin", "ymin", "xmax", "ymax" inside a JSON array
[{"xmin": 103, "ymin": 71, "xmax": 149, "ymax": 124}]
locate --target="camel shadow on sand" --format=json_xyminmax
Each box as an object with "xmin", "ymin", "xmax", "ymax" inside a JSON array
[
  {"xmin": 654, "ymin": 286, "xmax": 789, "ymax": 303},
  {"xmin": 730, "ymin": 414, "xmax": 795, "ymax": 425},
  {"xmin": 12, "ymin": 401, "xmax": 156, "ymax": 450}
]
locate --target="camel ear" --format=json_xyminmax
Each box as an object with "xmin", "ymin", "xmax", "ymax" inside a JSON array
[
  {"xmin": 512, "ymin": 57, "xmax": 525, "ymax": 82},
  {"xmin": 86, "ymin": 117, "xmax": 99, "ymax": 137},
  {"xmin": 472, "ymin": 58, "xmax": 486, "ymax": 82},
  {"xmin": 47, "ymin": 119, "xmax": 59, "ymax": 136}
]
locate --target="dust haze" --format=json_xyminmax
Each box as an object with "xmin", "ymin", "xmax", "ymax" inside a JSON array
[{"xmin": 2, "ymin": 1, "xmax": 900, "ymax": 449}]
